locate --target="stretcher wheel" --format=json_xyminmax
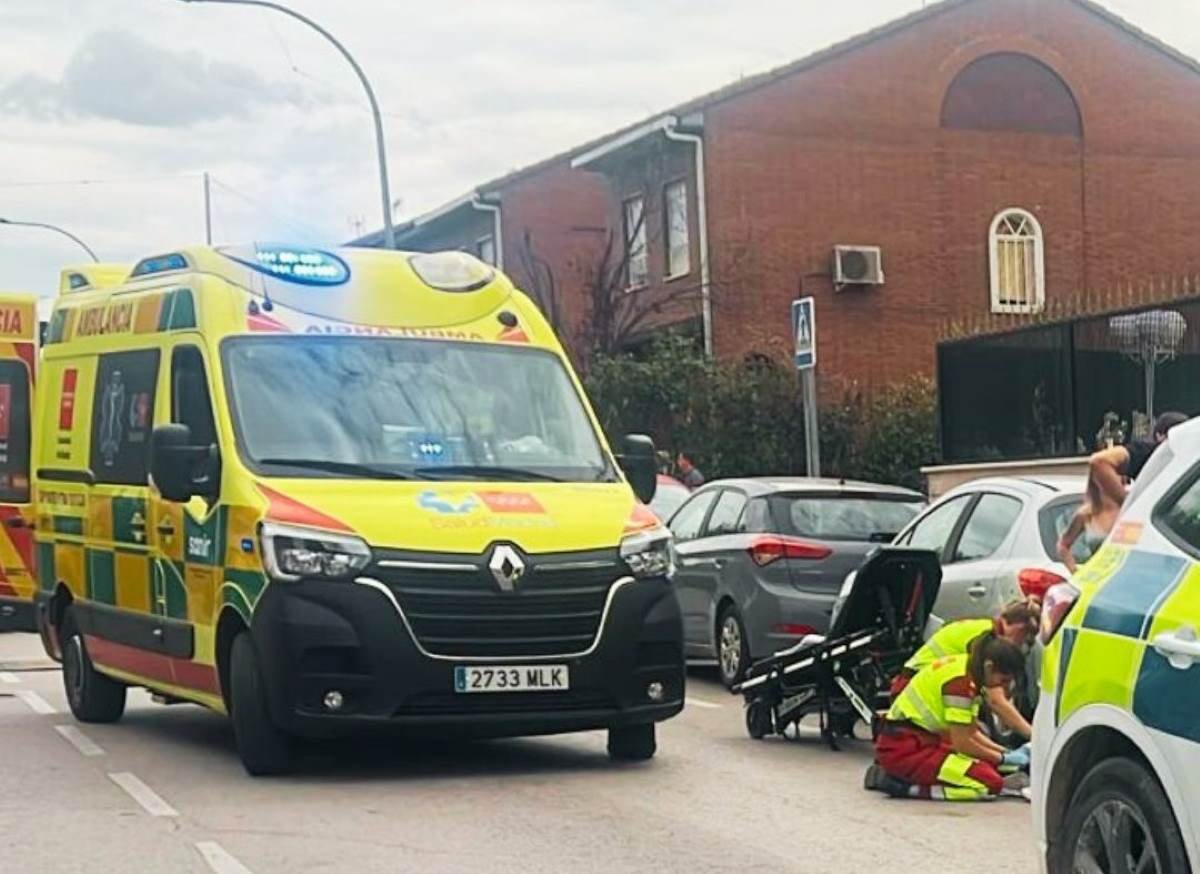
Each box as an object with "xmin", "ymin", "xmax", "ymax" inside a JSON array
[{"xmin": 746, "ymin": 700, "xmax": 773, "ymax": 740}]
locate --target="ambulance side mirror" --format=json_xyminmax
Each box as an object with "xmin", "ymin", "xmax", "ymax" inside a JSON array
[
  {"xmin": 618, "ymin": 434, "xmax": 658, "ymax": 505},
  {"xmin": 150, "ymin": 424, "xmax": 218, "ymax": 503}
]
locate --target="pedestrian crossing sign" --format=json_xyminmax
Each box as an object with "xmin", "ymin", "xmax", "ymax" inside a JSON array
[{"xmin": 792, "ymin": 297, "xmax": 816, "ymax": 370}]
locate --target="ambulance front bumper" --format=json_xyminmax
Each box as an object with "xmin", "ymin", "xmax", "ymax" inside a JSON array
[{"xmin": 248, "ymin": 573, "xmax": 685, "ymax": 740}]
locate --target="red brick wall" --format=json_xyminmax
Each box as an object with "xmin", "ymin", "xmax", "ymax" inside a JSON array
[
  {"xmin": 498, "ymin": 164, "xmax": 611, "ymax": 352},
  {"xmin": 704, "ymin": 0, "xmax": 1200, "ymax": 395}
]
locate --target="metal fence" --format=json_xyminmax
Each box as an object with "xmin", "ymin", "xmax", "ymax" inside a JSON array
[{"xmin": 938, "ymin": 299, "xmax": 1200, "ymax": 464}]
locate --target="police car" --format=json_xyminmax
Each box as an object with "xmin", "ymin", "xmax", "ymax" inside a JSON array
[{"xmin": 1033, "ymin": 419, "xmax": 1200, "ymax": 874}]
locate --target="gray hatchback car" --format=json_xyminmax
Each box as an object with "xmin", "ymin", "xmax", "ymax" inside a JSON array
[{"xmin": 668, "ymin": 478, "xmax": 924, "ymax": 687}]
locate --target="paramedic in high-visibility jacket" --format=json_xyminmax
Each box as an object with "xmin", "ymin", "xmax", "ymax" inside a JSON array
[
  {"xmin": 866, "ymin": 635, "xmax": 1029, "ymax": 801},
  {"xmin": 891, "ymin": 599, "xmax": 1040, "ymax": 739}
]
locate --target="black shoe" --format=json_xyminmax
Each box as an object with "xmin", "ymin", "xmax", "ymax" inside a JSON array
[{"xmin": 863, "ymin": 764, "xmax": 888, "ymax": 792}]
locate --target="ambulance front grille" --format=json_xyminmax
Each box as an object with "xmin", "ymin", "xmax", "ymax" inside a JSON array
[{"xmin": 371, "ymin": 548, "xmax": 621, "ymax": 659}]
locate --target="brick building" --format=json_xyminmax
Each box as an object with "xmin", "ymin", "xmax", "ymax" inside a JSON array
[{"xmin": 358, "ymin": 0, "xmax": 1200, "ymax": 396}]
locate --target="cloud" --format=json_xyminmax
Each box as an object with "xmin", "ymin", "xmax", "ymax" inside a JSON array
[{"xmin": 0, "ymin": 29, "xmax": 325, "ymax": 127}]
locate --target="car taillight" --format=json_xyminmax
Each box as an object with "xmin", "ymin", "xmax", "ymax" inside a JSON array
[
  {"xmin": 1040, "ymin": 582, "xmax": 1081, "ymax": 644},
  {"xmin": 749, "ymin": 536, "xmax": 832, "ymax": 566},
  {"xmin": 1019, "ymin": 568, "xmax": 1066, "ymax": 601},
  {"xmin": 771, "ymin": 623, "xmax": 818, "ymax": 636}
]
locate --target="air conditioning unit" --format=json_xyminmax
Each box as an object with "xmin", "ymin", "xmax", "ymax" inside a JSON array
[{"xmin": 833, "ymin": 245, "xmax": 884, "ymax": 287}]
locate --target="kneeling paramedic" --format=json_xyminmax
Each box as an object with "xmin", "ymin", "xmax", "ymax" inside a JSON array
[
  {"xmin": 890, "ymin": 599, "xmax": 1040, "ymax": 740},
  {"xmin": 867, "ymin": 635, "xmax": 1029, "ymax": 801}
]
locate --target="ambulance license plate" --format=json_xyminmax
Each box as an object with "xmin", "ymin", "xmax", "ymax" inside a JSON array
[{"xmin": 454, "ymin": 665, "xmax": 569, "ymax": 693}]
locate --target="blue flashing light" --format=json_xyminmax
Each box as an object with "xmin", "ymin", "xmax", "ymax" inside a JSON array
[
  {"xmin": 67, "ymin": 273, "xmax": 89, "ymax": 290},
  {"xmin": 131, "ymin": 252, "xmax": 189, "ymax": 278},
  {"xmin": 229, "ymin": 245, "xmax": 350, "ymax": 286}
]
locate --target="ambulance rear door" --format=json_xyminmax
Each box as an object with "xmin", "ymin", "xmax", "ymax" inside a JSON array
[{"xmin": 0, "ymin": 295, "xmax": 38, "ymax": 630}]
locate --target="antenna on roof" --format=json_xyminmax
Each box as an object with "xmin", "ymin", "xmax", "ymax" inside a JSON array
[{"xmin": 246, "ymin": 241, "xmax": 275, "ymax": 316}]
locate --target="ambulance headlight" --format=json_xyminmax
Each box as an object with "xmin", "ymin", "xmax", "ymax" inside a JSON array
[
  {"xmin": 620, "ymin": 529, "xmax": 675, "ymax": 579},
  {"xmin": 260, "ymin": 521, "xmax": 371, "ymax": 581},
  {"xmin": 409, "ymin": 251, "xmax": 496, "ymax": 292}
]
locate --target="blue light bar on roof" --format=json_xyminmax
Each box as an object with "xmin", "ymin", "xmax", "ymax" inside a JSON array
[
  {"xmin": 235, "ymin": 245, "xmax": 351, "ymax": 286},
  {"xmin": 130, "ymin": 252, "xmax": 189, "ymax": 278}
]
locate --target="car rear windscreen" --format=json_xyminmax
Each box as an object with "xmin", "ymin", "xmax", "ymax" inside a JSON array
[
  {"xmin": 773, "ymin": 494, "xmax": 924, "ymax": 542},
  {"xmin": 1038, "ymin": 496, "xmax": 1089, "ymax": 563}
]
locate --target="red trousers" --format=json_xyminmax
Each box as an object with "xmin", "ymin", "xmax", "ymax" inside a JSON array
[
  {"xmin": 876, "ymin": 724, "xmax": 1004, "ymax": 801},
  {"xmin": 889, "ymin": 670, "xmax": 914, "ymax": 700}
]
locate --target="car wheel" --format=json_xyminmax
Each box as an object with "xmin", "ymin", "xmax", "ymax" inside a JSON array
[
  {"xmin": 60, "ymin": 609, "xmax": 126, "ymax": 723},
  {"xmin": 1053, "ymin": 757, "xmax": 1189, "ymax": 874},
  {"xmin": 716, "ymin": 606, "xmax": 750, "ymax": 689},
  {"xmin": 229, "ymin": 633, "xmax": 294, "ymax": 777},
  {"xmin": 607, "ymin": 723, "xmax": 656, "ymax": 762}
]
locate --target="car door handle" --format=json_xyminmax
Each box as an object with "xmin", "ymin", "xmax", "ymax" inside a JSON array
[
  {"xmin": 4, "ymin": 516, "xmax": 28, "ymax": 529},
  {"xmin": 967, "ymin": 585, "xmax": 988, "ymax": 598},
  {"xmin": 1153, "ymin": 627, "xmax": 1200, "ymax": 670}
]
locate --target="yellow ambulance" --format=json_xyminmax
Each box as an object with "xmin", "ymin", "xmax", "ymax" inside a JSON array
[
  {"xmin": 34, "ymin": 244, "xmax": 682, "ymax": 774},
  {"xmin": 0, "ymin": 293, "xmax": 37, "ymax": 632}
]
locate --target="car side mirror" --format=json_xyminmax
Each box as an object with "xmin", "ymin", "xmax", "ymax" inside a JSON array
[
  {"xmin": 150, "ymin": 424, "xmax": 219, "ymax": 503},
  {"xmin": 618, "ymin": 434, "xmax": 657, "ymax": 505}
]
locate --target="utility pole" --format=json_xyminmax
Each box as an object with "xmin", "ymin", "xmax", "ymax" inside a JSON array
[{"xmin": 203, "ymin": 171, "xmax": 213, "ymax": 244}]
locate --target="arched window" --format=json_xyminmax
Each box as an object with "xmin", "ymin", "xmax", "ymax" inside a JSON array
[{"xmin": 989, "ymin": 209, "xmax": 1045, "ymax": 314}]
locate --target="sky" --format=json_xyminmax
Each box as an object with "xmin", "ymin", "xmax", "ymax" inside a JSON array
[{"xmin": 2, "ymin": 0, "xmax": 1198, "ymax": 303}]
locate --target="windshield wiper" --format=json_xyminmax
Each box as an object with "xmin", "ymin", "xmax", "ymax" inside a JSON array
[
  {"xmin": 257, "ymin": 458, "xmax": 416, "ymax": 480},
  {"xmin": 413, "ymin": 464, "xmax": 566, "ymax": 483}
]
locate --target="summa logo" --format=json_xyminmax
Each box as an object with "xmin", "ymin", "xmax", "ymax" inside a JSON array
[
  {"xmin": 488, "ymin": 545, "xmax": 526, "ymax": 593},
  {"xmin": 187, "ymin": 534, "xmax": 213, "ymax": 562}
]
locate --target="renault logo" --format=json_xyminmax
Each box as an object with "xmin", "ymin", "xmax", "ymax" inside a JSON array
[{"xmin": 488, "ymin": 545, "xmax": 526, "ymax": 592}]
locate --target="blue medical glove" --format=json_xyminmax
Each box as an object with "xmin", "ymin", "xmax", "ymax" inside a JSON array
[{"xmin": 1001, "ymin": 744, "xmax": 1031, "ymax": 770}]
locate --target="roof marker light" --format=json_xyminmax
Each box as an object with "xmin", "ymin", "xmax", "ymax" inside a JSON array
[{"xmin": 409, "ymin": 251, "xmax": 495, "ymax": 292}]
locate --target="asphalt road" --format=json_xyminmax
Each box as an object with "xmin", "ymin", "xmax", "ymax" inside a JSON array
[{"xmin": 0, "ymin": 632, "xmax": 1038, "ymax": 874}]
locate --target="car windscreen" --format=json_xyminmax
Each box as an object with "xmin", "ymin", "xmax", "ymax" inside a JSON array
[
  {"xmin": 771, "ymin": 493, "xmax": 924, "ymax": 543},
  {"xmin": 1038, "ymin": 495, "xmax": 1089, "ymax": 563},
  {"xmin": 649, "ymin": 483, "xmax": 690, "ymax": 522},
  {"xmin": 222, "ymin": 336, "xmax": 611, "ymax": 482}
]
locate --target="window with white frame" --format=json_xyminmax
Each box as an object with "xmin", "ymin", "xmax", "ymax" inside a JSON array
[
  {"xmin": 664, "ymin": 180, "xmax": 690, "ymax": 279},
  {"xmin": 623, "ymin": 195, "xmax": 648, "ymax": 289},
  {"xmin": 989, "ymin": 208, "xmax": 1045, "ymax": 313},
  {"xmin": 477, "ymin": 235, "xmax": 496, "ymax": 266}
]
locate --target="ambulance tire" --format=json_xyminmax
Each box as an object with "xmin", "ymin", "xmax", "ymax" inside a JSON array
[
  {"xmin": 230, "ymin": 633, "xmax": 294, "ymax": 777},
  {"xmin": 61, "ymin": 610, "xmax": 126, "ymax": 724},
  {"xmin": 1055, "ymin": 757, "xmax": 1189, "ymax": 874},
  {"xmin": 607, "ymin": 723, "xmax": 656, "ymax": 761}
]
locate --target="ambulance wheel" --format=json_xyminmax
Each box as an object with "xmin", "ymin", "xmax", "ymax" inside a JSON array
[
  {"xmin": 61, "ymin": 610, "xmax": 126, "ymax": 723},
  {"xmin": 607, "ymin": 723, "xmax": 656, "ymax": 761},
  {"xmin": 230, "ymin": 633, "xmax": 293, "ymax": 777},
  {"xmin": 716, "ymin": 606, "xmax": 750, "ymax": 689},
  {"xmin": 745, "ymin": 700, "xmax": 773, "ymax": 739},
  {"xmin": 1054, "ymin": 757, "xmax": 1188, "ymax": 874}
]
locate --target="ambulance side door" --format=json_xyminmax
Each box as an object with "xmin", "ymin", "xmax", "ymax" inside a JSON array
[
  {"xmin": 1137, "ymin": 469, "xmax": 1200, "ymax": 844},
  {"xmin": 148, "ymin": 341, "xmax": 224, "ymax": 695}
]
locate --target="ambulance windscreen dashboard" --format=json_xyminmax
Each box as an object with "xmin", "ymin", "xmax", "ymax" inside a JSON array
[{"xmin": 222, "ymin": 337, "xmax": 612, "ymax": 483}]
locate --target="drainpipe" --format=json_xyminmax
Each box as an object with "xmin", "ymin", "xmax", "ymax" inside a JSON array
[
  {"xmin": 663, "ymin": 117, "xmax": 712, "ymax": 357},
  {"xmin": 471, "ymin": 196, "xmax": 503, "ymax": 270}
]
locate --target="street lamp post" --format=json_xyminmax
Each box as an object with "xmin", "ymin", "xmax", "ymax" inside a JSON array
[
  {"xmin": 177, "ymin": 0, "xmax": 397, "ymax": 249},
  {"xmin": 0, "ymin": 218, "xmax": 99, "ymax": 262}
]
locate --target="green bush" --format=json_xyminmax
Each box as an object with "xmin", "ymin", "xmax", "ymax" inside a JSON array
[{"xmin": 585, "ymin": 336, "xmax": 938, "ymax": 489}]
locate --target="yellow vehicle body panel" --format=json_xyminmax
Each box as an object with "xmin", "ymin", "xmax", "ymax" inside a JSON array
[{"xmin": 0, "ymin": 293, "xmax": 38, "ymax": 630}]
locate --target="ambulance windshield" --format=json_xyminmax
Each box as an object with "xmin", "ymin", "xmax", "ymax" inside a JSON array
[{"xmin": 222, "ymin": 337, "xmax": 613, "ymax": 483}]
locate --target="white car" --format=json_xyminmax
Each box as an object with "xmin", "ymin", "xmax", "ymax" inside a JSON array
[
  {"xmin": 1033, "ymin": 423, "xmax": 1200, "ymax": 873},
  {"xmin": 891, "ymin": 476, "xmax": 1086, "ymax": 620}
]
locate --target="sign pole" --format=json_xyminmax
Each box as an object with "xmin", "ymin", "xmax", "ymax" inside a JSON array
[{"xmin": 792, "ymin": 297, "xmax": 821, "ymax": 478}]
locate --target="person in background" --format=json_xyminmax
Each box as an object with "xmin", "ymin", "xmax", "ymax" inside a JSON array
[
  {"xmin": 866, "ymin": 635, "xmax": 1030, "ymax": 801},
  {"xmin": 1057, "ymin": 472, "xmax": 1122, "ymax": 574},
  {"xmin": 890, "ymin": 600, "xmax": 1040, "ymax": 741},
  {"xmin": 1089, "ymin": 411, "xmax": 1188, "ymax": 506},
  {"xmin": 676, "ymin": 453, "xmax": 705, "ymax": 489}
]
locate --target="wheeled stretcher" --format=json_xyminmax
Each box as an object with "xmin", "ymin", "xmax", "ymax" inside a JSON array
[{"xmin": 734, "ymin": 547, "xmax": 941, "ymax": 749}]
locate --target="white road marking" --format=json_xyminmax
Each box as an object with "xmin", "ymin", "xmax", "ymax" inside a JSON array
[
  {"xmin": 108, "ymin": 772, "xmax": 178, "ymax": 817},
  {"xmin": 0, "ymin": 672, "xmax": 20, "ymax": 684},
  {"xmin": 196, "ymin": 842, "xmax": 255, "ymax": 874},
  {"xmin": 55, "ymin": 724, "xmax": 105, "ymax": 757},
  {"xmin": 687, "ymin": 696, "xmax": 723, "ymax": 710},
  {"xmin": 16, "ymin": 690, "xmax": 56, "ymax": 714}
]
